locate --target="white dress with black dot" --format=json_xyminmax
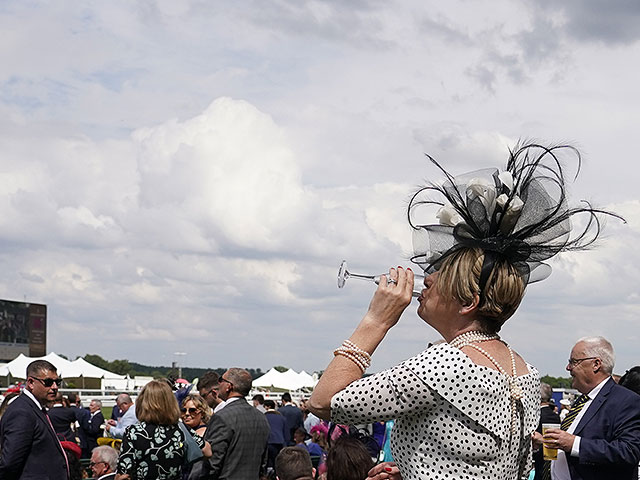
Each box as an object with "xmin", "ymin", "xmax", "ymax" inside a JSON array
[{"xmin": 331, "ymin": 342, "xmax": 540, "ymax": 480}]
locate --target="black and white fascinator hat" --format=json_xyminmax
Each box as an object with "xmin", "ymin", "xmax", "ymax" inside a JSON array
[{"xmin": 408, "ymin": 143, "xmax": 624, "ymax": 293}]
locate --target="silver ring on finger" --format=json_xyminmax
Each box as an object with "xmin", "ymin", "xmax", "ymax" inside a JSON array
[{"xmin": 388, "ymin": 278, "xmax": 397, "ymax": 285}]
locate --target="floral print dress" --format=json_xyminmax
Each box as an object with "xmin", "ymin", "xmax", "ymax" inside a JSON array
[{"xmin": 117, "ymin": 422, "xmax": 205, "ymax": 480}]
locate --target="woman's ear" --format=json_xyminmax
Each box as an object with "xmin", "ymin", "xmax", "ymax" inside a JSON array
[{"xmin": 459, "ymin": 293, "xmax": 480, "ymax": 315}]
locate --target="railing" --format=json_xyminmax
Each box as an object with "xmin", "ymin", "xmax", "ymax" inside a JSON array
[
  {"xmin": 3, "ymin": 387, "xmax": 312, "ymax": 408},
  {"xmin": 58, "ymin": 389, "xmax": 139, "ymax": 408}
]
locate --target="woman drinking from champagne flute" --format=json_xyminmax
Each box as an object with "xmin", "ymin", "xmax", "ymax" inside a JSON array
[{"xmin": 309, "ymin": 143, "xmax": 622, "ymax": 480}]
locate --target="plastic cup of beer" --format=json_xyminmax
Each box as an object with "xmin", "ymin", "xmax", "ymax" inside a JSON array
[{"xmin": 542, "ymin": 423, "xmax": 561, "ymax": 460}]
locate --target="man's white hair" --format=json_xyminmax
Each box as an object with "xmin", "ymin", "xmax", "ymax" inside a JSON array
[
  {"xmin": 92, "ymin": 445, "xmax": 119, "ymax": 471},
  {"xmin": 577, "ymin": 336, "xmax": 615, "ymax": 374}
]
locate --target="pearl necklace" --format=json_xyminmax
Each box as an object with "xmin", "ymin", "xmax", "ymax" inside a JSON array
[
  {"xmin": 449, "ymin": 330, "xmax": 499, "ymax": 348},
  {"xmin": 449, "ymin": 330, "xmax": 523, "ymax": 436}
]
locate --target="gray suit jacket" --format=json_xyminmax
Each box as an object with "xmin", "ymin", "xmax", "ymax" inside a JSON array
[{"xmin": 189, "ymin": 398, "xmax": 269, "ymax": 480}]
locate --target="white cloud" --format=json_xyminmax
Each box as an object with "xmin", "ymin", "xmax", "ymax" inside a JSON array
[{"xmin": 0, "ymin": 1, "xmax": 638, "ymax": 378}]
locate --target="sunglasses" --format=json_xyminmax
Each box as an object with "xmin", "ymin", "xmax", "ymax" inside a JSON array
[
  {"xmin": 219, "ymin": 377, "xmax": 233, "ymax": 386},
  {"xmin": 201, "ymin": 387, "xmax": 217, "ymax": 398},
  {"xmin": 30, "ymin": 376, "xmax": 63, "ymax": 387},
  {"xmin": 181, "ymin": 407, "xmax": 199, "ymax": 415}
]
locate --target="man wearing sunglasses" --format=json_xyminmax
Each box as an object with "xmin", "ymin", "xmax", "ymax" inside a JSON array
[
  {"xmin": 0, "ymin": 359, "xmax": 69, "ymax": 480},
  {"xmin": 543, "ymin": 336, "xmax": 640, "ymax": 480},
  {"xmin": 197, "ymin": 370, "xmax": 222, "ymax": 409}
]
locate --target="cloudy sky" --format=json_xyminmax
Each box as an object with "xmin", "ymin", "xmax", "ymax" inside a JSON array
[{"xmin": 1, "ymin": 0, "xmax": 639, "ymax": 378}]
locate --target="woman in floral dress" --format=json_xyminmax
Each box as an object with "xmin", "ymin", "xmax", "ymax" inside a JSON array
[{"xmin": 116, "ymin": 380, "xmax": 208, "ymax": 480}]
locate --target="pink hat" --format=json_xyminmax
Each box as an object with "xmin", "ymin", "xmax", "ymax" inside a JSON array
[{"xmin": 310, "ymin": 423, "xmax": 329, "ymax": 436}]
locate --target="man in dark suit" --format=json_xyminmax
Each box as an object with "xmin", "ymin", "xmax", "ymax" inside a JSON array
[
  {"xmin": 534, "ymin": 382, "xmax": 561, "ymax": 480},
  {"xmin": 67, "ymin": 392, "xmax": 91, "ymax": 457},
  {"xmin": 190, "ymin": 367, "xmax": 270, "ymax": 480},
  {"xmin": 544, "ymin": 336, "xmax": 640, "ymax": 480},
  {"xmin": 48, "ymin": 392, "xmax": 79, "ymax": 441},
  {"xmin": 0, "ymin": 359, "xmax": 69, "ymax": 480},
  {"xmin": 279, "ymin": 392, "xmax": 304, "ymax": 445},
  {"xmin": 264, "ymin": 399, "xmax": 288, "ymax": 472},
  {"xmin": 85, "ymin": 399, "xmax": 105, "ymax": 454}
]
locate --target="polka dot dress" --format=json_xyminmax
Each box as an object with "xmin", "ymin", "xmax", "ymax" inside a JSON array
[{"xmin": 331, "ymin": 342, "xmax": 540, "ymax": 480}]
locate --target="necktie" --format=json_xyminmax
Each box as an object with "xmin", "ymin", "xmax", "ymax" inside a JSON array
[
  {"xmin": 561, "ymin": 394, "xmax": 590, "ymax": 430},
  {"xmin": 42, "ymin": 407, "xmax": 71, "ymax": 478}
]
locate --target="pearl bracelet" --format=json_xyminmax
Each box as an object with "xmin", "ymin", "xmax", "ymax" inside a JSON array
[
  {"xmin": 342, "ymin": 339, "xmax": 372, "ymax": 363},
  {"xmin": 333, "ymin": 340, "xmax": 372, "ymax": 373}
]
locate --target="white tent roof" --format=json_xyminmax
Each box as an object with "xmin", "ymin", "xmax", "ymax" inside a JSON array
[
  {"xmin": 0, "ymin": 352, "xmax": 82, "ymax": 378},
  {"xmin": 0, "ymin": 352, "xmax": 123, "ymax": 379},
  {"xmin": 71, "ymin": 357, "xmax": 125, "ymax": 379},
  {"xmin": 253, "ymin": 368, "xmax": 317, "ymax": 390},
  {"xmin": 252, "ymin": 368, "xmax": 283, "ymax": 388}
]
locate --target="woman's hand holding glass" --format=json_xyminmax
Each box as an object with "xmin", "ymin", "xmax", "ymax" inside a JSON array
[{"xmin": 363, "ymin": 266, "xmax": 415, "ymax": 332}]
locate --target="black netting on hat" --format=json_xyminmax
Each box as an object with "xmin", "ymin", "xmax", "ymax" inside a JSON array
[{"xmin": 408, "ymin": 143, "xmax": 624, "ymax": 292}]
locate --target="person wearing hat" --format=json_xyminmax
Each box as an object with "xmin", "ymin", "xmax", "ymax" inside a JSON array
[
  {"xmin": 309, "ymin": 144, "xmax": 622, "ymax": 480},
  {"xmin": 61, "ymin": 440, "xmax": 83, "ymax": 480}
]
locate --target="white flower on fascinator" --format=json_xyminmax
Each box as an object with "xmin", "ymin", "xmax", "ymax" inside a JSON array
[
  {"xmin": 466, "ymin": 177, "xmax": 497, "ymax": 217},
  {"xmin": 497, "ymin": 170, "xmax": 514, "ymax": 192},
  {"xmin": 496, "ymin": 194, "xmax": 524, "ymax": 233},
  {"xmin": 436, "ymin": 204, "xmax": 464, "ymax": 226}
]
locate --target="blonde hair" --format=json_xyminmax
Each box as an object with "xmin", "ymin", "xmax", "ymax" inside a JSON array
[
  {"xmin": 182, "ymin": 393, "xmax": 212, "ymax": 424},
  {"xmin": 436, "ymin": 248, "xmax": 525, "ymax": 332},
  {"xmin": 135, "ymin": 380, "xmax": 181, "ymax": 425}
]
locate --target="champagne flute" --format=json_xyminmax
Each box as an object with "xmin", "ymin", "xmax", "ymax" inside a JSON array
[{"xmin": 337, "ymin": 260, "xmax": 425, "ymax": 298}]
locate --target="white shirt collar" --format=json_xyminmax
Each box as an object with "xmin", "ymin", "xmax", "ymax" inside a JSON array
[
  {"xmin": 587, "ymin": 376, "xmax": 610, "ymax": 400},
  {"xmin": 23, "ymin": 389, "xmax": 44, "ymax": 409},
  {"xmin": 213, "ymin": 396, "xmax": 241, "ymax": 413}
]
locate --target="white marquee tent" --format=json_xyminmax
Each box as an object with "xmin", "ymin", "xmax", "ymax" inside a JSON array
[
  {"xmin": 71, "ymin": 357, "xmax": 126, "ymax": 380},
  {"xmin": 253, "ymin": 368, "xmax": 317, "ymax": 390},
  {"xmin": 0, "ymin": 352, "xmax": 81, "ymax": 378},
  {"xmin": 0, "ymin": 352, "xmax": 125, "ymax": 386}
]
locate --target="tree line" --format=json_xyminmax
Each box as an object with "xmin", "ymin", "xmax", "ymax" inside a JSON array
[{"xmin": 81, "ymin": 354, "xmax": 265, "ymax": 381}]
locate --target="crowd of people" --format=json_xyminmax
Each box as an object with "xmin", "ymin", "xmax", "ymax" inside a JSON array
[
  {"xmin": 1, "ymin": 143, "xmax": 640, "ymax": 480},
  {"xmin": 0, "ymin": 357, "xmax": 397, "ymax": 480},
  {"xmin": 1, "ymin": 349, "xmax": 638, "ymax": 480}
]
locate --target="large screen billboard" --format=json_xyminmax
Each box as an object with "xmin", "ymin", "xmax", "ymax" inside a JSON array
[{"xmin": 0, "ymin": 299, "xmax": 47, "ymax": 362}]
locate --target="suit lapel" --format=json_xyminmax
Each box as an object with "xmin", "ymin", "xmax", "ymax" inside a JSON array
[
  {"xmin": 27, "ymin": 398, "xmax": 66, "ymax": 454},
  {"xmin": 573, "ymin": 377, "xmax": 614, "ymax": 436}
]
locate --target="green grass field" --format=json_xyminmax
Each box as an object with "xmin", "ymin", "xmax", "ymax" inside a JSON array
[{"xmin": 101, "ymin": 406, "xmax": 113, "ymax": 419}]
